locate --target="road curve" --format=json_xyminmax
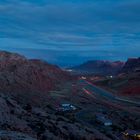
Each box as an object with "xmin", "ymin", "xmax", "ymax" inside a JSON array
[{"xmin": 80, "ymin": 80, "xmax": 140, "ymax": 106}]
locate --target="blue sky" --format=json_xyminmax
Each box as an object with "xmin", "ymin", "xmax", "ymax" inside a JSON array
[{"xmin": 0, "ymin": 0, "xmax": 140, "ymax": 66}]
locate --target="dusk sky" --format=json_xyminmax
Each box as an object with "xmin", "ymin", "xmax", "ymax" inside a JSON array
[{"xmin": 0, "ymin": 0, "xmax": 140, "ymax": 66}]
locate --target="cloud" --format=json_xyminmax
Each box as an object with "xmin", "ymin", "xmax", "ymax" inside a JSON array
[{"xmin": 0, "ymin": 0, "xmax": 140, "ymax": 65}]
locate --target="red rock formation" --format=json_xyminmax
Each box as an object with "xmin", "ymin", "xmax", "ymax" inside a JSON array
[
  {"xmin": 0, "ymin": 51, "xmax": 71, "ymax": 103},
  {"xmin": 71, "ymin": 60, "xmax": 124, "ymax": 75},
  {"xmin": 121, "ymin": 57, "xmax": 140, "ymax": 73}
]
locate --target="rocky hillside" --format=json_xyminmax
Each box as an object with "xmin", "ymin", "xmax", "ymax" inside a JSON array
[
  {"xmin": 71, "ymin": 60, "xmax": 124, "ymax": 75},
  {"xmin": 110, "ymin": 57, "xmax": 140, "ymax": 96},
  {"xmin": 90, "ymin": 58, "xmax": 140, "ymax": 97},
  {"xmin": 120, "ymin": 57, "xmax": 140, "ymax": 73},
  {"xmin": 0, "ymin": 51, "xmax": 71, "ymax": 104},
  {"xmin": 0, "ymin": 93, "xmax": 110, "ymax": 140}
]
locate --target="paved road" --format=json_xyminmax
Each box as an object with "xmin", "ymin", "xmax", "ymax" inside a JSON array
[{"xmin": 79, "ymin": 80, "xmax": 140, "ymax": 106}]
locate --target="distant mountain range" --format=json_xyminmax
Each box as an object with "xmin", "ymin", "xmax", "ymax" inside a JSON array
[
  {"xmin": 70, "ymin": 57, "xmax": 140, "ymax": 76},
  {"xmin": 94, "ymin": 58, "xmax": 140, "ymax": 97},
  {"xmin": 71, "ymin": 60, "xmax": 125, "ymax": 75}
]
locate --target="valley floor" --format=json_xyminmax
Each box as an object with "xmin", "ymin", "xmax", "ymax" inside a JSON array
[
  {"xmin": 46, "ymin": 80, "xmax": 140, "ymax": 140},
  {"xmin": 0, "ymin": 80, "xmax": 140, "ymax": 140}
]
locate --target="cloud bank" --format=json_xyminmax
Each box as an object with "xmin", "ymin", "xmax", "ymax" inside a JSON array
[{"xmin": 0, "ymin": 0, "xmax": 140, "ymax": 66}]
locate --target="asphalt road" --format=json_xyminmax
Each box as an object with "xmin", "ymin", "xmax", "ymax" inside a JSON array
[{"xmin": 79, "ymin": 79, "xmax": 140, "ymax": 106}]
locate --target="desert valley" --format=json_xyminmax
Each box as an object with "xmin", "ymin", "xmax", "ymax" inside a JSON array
[
  {"xmin": 0, "ymin": 0, "xmax": 140, "ymax": 139},
  {"xmin": 0, "ymin": 51, "xmax": 139, "ymax": 140}
]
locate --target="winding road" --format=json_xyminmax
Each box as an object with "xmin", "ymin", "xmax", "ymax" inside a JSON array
[{"xmin": 79, "ymin": 79, "xmax": 140, "ymax": 106}]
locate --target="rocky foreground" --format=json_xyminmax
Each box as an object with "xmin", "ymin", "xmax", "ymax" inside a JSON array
[{"xmin": 0, "ymin": 92, "xmax": 111, "ymax": 140}]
